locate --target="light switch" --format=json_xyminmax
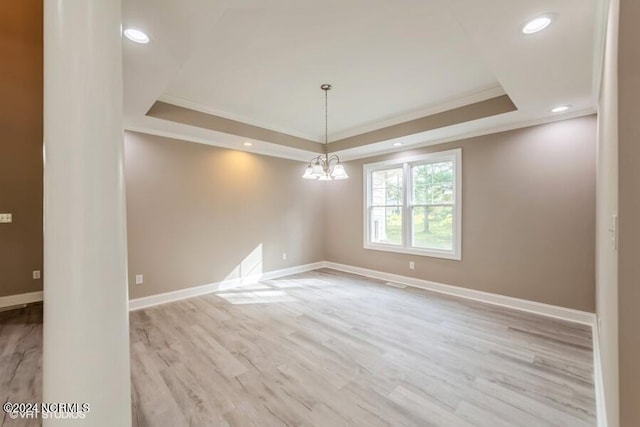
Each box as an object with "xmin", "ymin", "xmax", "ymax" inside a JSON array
[{"xmin": 0, "ymin": 213, "xmax": 12, "ymax": 223}]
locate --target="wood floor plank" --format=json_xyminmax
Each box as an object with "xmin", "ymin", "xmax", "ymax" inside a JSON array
[{"xmin": 0, "ymin": 269, "xmax": 596, "ymax": 426}]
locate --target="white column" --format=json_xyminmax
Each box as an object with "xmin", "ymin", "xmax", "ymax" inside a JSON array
[{"xmin": 43, "ymin": 0, "xmax": 131, "ymax": 425}]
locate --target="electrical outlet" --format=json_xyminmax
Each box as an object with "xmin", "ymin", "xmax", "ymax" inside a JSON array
[
  {"xmin": 409, "ymin": 261, "xmax": 415, "ymax": 270},
  {"xmin": 33, "ymin": 270, "xmax": 41, "ymax": 280},
  {"xmin": 135, "ymin": 274, "xmax": 143, "ymax": 285},
  {"xmin": 0, "ymin": 213, "xmax": 12, "ymax": 223},
  {"xmin": 282, "ymin": 252, "xmax": 287, "ymax": 260}
]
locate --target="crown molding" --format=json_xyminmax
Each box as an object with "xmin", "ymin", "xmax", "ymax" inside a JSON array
[
  {"xmin": 157, "ymin": 94, "xmax": 319, "ymax": 142},
  {"xmin": 335, "ymin": 107, "xmax": 596, "ymax": 161},
  {"xmin": 328, "ymin": 85, "xmax": 506, "ymax": 141}
]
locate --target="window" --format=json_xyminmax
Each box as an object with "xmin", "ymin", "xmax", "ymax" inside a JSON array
[{"xmin": 364, "ymin": 148, "xmax": 461, "ymax": 260}]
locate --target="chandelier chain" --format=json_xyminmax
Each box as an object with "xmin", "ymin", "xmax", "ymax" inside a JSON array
[{"xmin": 325, "ymin": 86, "xmax": 328, "ymax": 146}]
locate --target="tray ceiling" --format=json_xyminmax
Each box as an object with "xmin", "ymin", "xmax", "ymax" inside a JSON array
[{"xmin": 123, "ymin": 0, "xmax": 605, "ymax": 161}]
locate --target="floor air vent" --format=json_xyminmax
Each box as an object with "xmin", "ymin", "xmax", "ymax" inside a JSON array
[{"xmin": 384, "ymin": 282, "xmax": 407, "ymax": 289}]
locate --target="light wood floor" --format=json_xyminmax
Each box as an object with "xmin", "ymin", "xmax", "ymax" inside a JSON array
[{"xmin": 1, "ymin": 269, "xmax": 596, "ymax": 426}]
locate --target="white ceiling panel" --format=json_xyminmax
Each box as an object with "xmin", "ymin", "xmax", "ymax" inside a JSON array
[
  {"xmin": 161, "ymin": 0, "xmax": 500, "ymax": 141},
  {"xmin": 123, "ymin": 0, "xmax": 606, "ymax": 160}
]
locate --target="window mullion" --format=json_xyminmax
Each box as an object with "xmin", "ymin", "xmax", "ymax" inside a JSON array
[{"xmin": 404, "ymin": 162, "xmax": 411, "ymax": 249}]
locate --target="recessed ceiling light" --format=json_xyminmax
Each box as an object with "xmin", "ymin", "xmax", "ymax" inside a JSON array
[
  {"xmin": 393, "ymin": 142, "xmax": 403, "ymax": 147},
  {"xmin": 551, "ymin": 105, "xmax": 571, "ymax": 113},
  {"xmin": 243, "ymin": 142, "xmax": 253, "ymax": 147},
  {"xmin": 522, "ymin": 15, "xmax": 552, "ymax": 34},
  {"xmin": 124, "ymin": 28, "xmax": 150, "ymax": 44}
]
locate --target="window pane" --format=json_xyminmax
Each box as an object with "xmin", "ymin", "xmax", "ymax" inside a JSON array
[
  {"xmin": 412, "ymin": 161, "xmax": 453, "ymax": 204},
  {"xmin": 412, "ymin": 206, "xmax": 453, "ymax": 250},
  {"xmin": 371, "ymin": 168, "xmax": 403, "ymax": 206},
  {"xmin": 370, "ymin": 207, "xmax": 402, "ymax": 245}
]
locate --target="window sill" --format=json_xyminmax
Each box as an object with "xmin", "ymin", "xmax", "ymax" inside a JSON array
[{"xmin": 363, "ymin": 243, "xmax": 461, "ymax": 261}]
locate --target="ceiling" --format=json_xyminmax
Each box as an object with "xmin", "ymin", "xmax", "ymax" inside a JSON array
[{"xmin": 123, "ymin": 0, "xmax": 607, "ymax": 161}]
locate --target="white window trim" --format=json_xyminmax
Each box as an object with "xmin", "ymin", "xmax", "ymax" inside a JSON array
[{"xmin": 363, "ymin": 148, "xmax": 462, "ymax": 261}]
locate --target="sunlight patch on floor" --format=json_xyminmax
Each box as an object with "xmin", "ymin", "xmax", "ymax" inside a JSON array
[{"xmin": 214, "ymin": 290, "xmax": 296, "ymax": 305}]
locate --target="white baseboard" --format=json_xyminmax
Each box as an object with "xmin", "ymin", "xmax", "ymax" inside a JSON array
[
  {"xmin": 322, "ymin": 261, "xmax": 596, "ymax": 326},
  {"xmin": 0, "ymin": 260, "xmax": 606, "ymax": 426},
  {"xmin": 0, "ymin": 262, "xmax": 597, "ymax": 328},
  {"xmin": 592, "ymin": 319, "xmax": 608, "ymax": 427},
  {"xmin": 128, "ymin": 261, "xmax": 324, "ymax": 311},
  {"xmin": 0, "ymin": 291, "xmax": 43, "ymax": 309},
  {"xmin": 322, "ymin": 261, "xmax": 606, "ymax": 425},
  {"xmin": 1, "ymin": 261, "xmax": 595, "ymax": 327}
]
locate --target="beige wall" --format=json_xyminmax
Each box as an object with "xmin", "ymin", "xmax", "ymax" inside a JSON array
[
  {"xmin": 596, "ymin": 0, "xmax": 620, "ymax": 424},
  {"xmin": 618, "ymin": 0, "xmax": 640, "ymax": 424},
  {"xmin": 325, "ymin": 116, "xmax": 597, "ymax": 312},
  {"xmin": 124, "ymin": 132, "xmax": 326, "ymax": 299},
  {"xmin": 0, "ymin": 1, "xmax": 43, "ymax": 297}
]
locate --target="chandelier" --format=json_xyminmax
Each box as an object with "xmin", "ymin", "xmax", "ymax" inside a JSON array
[{"xmin": 302, "ymin": 84, "xmax": 348, "ymax": 180}]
